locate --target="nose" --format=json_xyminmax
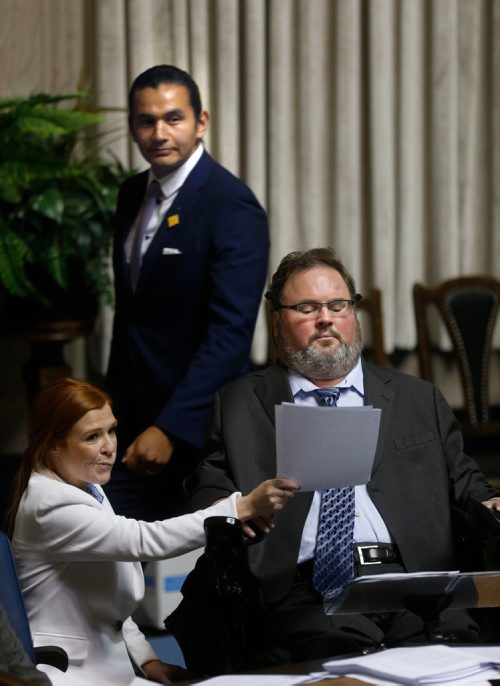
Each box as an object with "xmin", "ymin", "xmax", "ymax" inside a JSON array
[
  {"xmin": 153, "ymin": 120, "xmax": 169, "ymax": 140},
  {"xmin": 101, "ymin": 433, "xmax": 116, "ymax": 455},
  {"xmin": 315, "ymin": 303, "xmax": 335, "ymax": 325}
]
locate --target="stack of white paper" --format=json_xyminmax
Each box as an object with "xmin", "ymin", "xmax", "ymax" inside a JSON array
[{"xmin": 323, "ymin": 645, "xmax": 500, "ymax": 685}]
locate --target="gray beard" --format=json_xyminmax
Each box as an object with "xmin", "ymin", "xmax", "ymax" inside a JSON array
[{"xmin": 277, "ymin": 329, "xmax": 363, "ymax": 381}]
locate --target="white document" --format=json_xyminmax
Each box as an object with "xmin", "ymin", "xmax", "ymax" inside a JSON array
[
  {"xmin": 322, "ymin": 644, "xmax": 500, "ymax": 685},
  {"xmin": 192, "ymin": 676, "xmax": 320, "ymax": 685},
  {"xmin": 275, "ymin": 403, "xmax": 381, "ymax": 490},
  {"xmin": 40, "ymin": 665, "xmax": 153, "ymax": 685}
]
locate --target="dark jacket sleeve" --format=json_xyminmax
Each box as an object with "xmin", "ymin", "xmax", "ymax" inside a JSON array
[
  {"xmin": 186, "ymin": 391, "xmax": 242, "ymax": 507},
  {"xmin": 155, "ymin": 182, "xmax": 269, "ymax": 449},
  {"xmin": 0, "ymin": 606, "xmax": 51, "ymax": 685}
]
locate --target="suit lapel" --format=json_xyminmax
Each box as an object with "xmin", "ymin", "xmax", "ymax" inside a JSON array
[
  {"xmin": 362, "ymin": 360, "xmax": 396, "ymax": 476},
  {"xmin": 163, "ymin": 150, "xmax": 215, "ymax": 226},
  {"xmin": 135, "ymin": 151, "xmax": 216, "ymax": 294},
  {"xmin": 117, "ymin": 171, "xmax": 148, "ymax": 246},
  {"xmin": 116, "ymin": 172, "xmax": 148, "ymax": 291},
  {"xmin": 253, "ymin": 364, "xmax": 294, "ymax": 427},
  {"xmin": 252, "ymin": 365, "xmax": 314, "ymax": 567}
]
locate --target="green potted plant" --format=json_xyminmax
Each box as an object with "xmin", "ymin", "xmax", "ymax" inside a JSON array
[{"xmin": 0, "ymin": 93, "xmax": 129, "ymax": 331}]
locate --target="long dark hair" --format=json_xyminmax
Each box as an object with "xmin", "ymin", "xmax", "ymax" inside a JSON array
[{"xmin": 5, "ymin": 377, "xmax": 111, "ymax": 538}]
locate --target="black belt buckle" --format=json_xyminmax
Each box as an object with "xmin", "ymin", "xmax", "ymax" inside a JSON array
[{"xmin": 357, "ymin": 544, "xmax": 383, "ymax": 565}]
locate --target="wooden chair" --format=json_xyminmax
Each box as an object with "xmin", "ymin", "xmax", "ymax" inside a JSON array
[
  {"xmin": 266, "ymin": 287, "xmax": 390, "ymax": 367},
  {"xmin": 413, "ymin": 276, "xmax": 500, "ymax": 440},
  {"xmin": 356, "ymin": 288, "xmax": 391, "ymax": 367}
]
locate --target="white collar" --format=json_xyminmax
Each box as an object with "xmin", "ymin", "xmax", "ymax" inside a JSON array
[
  {"xmin": 149, "ymin": 142, "xmax": 205, "ymax": 200},
  {"xmin": 288, "ymin": 357, "xmax": 364, "ymax": 397}
]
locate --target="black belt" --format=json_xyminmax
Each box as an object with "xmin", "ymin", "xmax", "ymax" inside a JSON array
[
  {"xmin": 354, "ymin": 542, "xmax": 401, "ymax": 566},
  {"xmin": 296, "ymin": 543, "xmax": 401, "ymax": 581}
]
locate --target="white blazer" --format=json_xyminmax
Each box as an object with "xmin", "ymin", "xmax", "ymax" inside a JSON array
[{"xmin": 12, "ymin": 471, "xmax": 239, "ymax": 682}]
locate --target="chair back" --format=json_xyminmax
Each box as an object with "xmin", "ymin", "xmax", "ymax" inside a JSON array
[
  {"xmin": 356, "ymin": 288, "xmax": 390, "ymax": 367},
  {"xmin": 413, "ymin": 276, "xmax": 500, "ymax": 433},
  {"xmin": 0, "ymin": 531, "xmax": 35, "ymax": 662},
  {"xmin": 266, "ymin": 287, "xmax": 390, "ymax": 367}
]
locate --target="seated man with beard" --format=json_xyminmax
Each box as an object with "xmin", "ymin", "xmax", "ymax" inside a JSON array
[{"xmin": 182, "ymin": 247, "xmax": 500, "ymax": 666}]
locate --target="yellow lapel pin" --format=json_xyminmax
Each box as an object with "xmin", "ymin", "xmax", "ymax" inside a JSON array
[{"xmin": 167, "ymin": 214, "xmax": 180, "ymax": 229}]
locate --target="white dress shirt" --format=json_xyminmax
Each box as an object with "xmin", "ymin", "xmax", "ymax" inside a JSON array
[
  {"xmin": 125, "ymin": 142, "xmax": 205, "ymax": 263},
  {"xmin": 289, "ymin": 359, "xmax": 393, "ymax": 563}
]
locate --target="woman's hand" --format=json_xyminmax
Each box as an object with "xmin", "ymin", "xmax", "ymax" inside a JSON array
[
  {"xmin": 141, "ymin": 659, "xmax": 190, "ymax": 684},
  {"xmin": 236, "ymin": 477, "xmax": 300, "ymax": 537},
  {"xmin": 482, "ymin": 498, "xmax": 500, "ymax": 511}
]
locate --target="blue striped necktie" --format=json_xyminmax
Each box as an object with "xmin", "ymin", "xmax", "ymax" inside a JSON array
[{"xmin": 312, "ymin": 387, "xmax": 355, "ymax": 600}]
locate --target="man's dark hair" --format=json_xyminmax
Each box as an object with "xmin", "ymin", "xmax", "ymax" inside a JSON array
[
  {"xmin": 128, "ymin": 64, "xmax": 203, "ymax": 121},
  {"xmin": 265, "ymin": 247, "xmax": 357, "ymax": 310}
]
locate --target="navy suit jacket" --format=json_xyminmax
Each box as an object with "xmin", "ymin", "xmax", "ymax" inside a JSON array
[
  {"xmin": 189, "ymin": 362, "xmax": 499, "ymax": 603},
  {"xmin": 106, "ymin": 150, "xmax": 269, "ymax": 457}
]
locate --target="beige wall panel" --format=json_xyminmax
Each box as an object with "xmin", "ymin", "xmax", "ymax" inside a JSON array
[
  {"xmin": 0, "ymin": 0, "xmax": 86, "ymax": 454},
  {"xmin": 0, "ymin": 0, "xmax": 84, "ymax": 96}
]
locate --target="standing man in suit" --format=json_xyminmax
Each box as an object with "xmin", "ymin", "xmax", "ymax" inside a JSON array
[
  {"xmin": 185, "ymin": 247, "xmax": 500, "ymax": 665},
  {"xmin": 105, "ymin": 65, "xmax": 269, "ymax": 521}
]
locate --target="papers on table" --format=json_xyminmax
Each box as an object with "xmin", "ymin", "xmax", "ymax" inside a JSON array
[
  {"xmin": 275, "ymin": 402, "xmax": 381, "ymax": 490},
  {"xmin": 188, "ymin": 646, "xmax": 500, "ymax": 685},
  {"xmin": 40, "ymin": 664, "xmax": 153, "ymax": 685},
  {"xmin": 186, "ymin": 646, "xmax": 500, "ymax": 685},
  {"xmin": 191, "ymin": 676, "xmax": 323, "ymax": 685},
  {"xmin": 322, "ymin": 644, "xmax": 500, "ymax": 685}
]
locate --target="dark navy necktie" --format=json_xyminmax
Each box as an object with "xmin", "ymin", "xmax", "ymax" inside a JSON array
[
  {"xmin": 312, "ymin": 387, "xmax": 355, "ymax": 600},
  {"xmin": 86, "ymin": 482, "xmax": 104, "ymax": 504}
]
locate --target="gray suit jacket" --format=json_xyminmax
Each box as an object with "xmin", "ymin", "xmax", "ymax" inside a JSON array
[{"xmin": 189, "ymin": 361, "xmax": 498, "ymax": 603}]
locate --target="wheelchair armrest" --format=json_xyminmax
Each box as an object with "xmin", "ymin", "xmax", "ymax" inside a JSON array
[{"xmin": 34, "ymin": 645, "xmax": 69, "ymax": 672}]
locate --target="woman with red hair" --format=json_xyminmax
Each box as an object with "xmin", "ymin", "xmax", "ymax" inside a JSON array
[{"xmin": 6, "ymin": 377, "xmax": 298, "ymax": 685}]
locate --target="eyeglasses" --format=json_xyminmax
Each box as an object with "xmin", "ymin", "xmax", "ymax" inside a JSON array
[{"xmin": 277, "ymin": 293, "xmax": 362, "ymax": 317}]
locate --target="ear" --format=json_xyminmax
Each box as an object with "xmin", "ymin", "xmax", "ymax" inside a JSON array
[
  {"xmin": 196, "ymin": 110, "xmax": 210, "ymax": 140},
  {"xmin": 44, "ymin": 443, "xmax": 58, "ymax": 472},
  {"xmin": 49, "ymin": 442, "xmax": 61, "ymax": 457},
  {"xmin": 129, "ymin": 115, "xmax": 138, "ymax": 144}
]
